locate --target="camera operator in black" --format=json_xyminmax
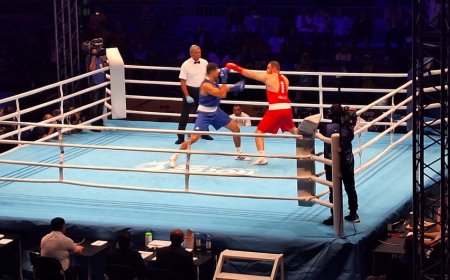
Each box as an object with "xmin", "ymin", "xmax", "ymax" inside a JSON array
[
  {"xmin": 319, "ymin": 104, "xmax": 359, "ymax": 225},
  {"xmin": 85, "ymin": 38, "xmax": 108, "ymax": 128}
]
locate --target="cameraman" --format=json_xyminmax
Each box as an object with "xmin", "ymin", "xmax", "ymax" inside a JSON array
[
  {"xmin": 86, "ymin": 39, "xmax": 108, "ymax": 128},
  {"xmin": 319, "ymin": 104, "xmax": 359, "ymax": 225}
]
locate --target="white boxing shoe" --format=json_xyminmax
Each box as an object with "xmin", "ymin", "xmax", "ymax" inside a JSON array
[
  {"xmin": 169, "ymin": 155, "xmax": 177, "ymax": 168},
  {"xmin": 252, "ymin": 157, "xmax": 268, "ymax": 165}
]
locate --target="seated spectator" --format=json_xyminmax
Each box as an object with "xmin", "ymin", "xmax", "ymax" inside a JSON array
[
  {"xmin": 155, "ymin": 229, "xmax": 196, "ymax": 280},
  {"xmin": 230, "ymin": 105, "xmax": 251, "ymax": 127},
  {"xmin": 106, "ymin": 231, "xmax": 148, "ymax": 280},
  {"xmin": 335, "ymin": 44, "xmax": 352, "ymax": 72},
  {"xmin": 40, "ymin": 217, "xmax": 84, "ymax": 280}
]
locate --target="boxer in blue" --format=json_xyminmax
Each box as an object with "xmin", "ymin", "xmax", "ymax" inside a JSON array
[{"xmin": 169, "ymin": 62, "xmax": 247, "ymax": 168}]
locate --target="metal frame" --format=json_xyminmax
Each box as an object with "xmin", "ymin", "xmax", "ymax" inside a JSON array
[
  {"xmin": 412, "ymin": 0, "xmax": 449, "ymax": 279},
  {"xmin": 53, "ymin": 0, "xmax": 80, "ymax": 91}
]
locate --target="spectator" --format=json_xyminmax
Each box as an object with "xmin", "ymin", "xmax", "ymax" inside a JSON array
[
  {"xmin": 383, "ymin": 0, "xmax": 403, "ymax": 57},
  {"xmin": 360, "ymin": 54, "xmax": 376, "ymax": 88},
  {"xmin": 106, "ymin": 231, "xmax": 148, "ymax": 280},
  {"xmin": 230, "ymin": 105, "xmax": 251, "ymax": 127},
  {"xmin": 267, "ymin": 29, "xmax": 285, "ymax": 56},
  {"xmin": 331, "ymin": 8, "xmax": 353, "ymax": 46},
  {"xmin": 294, "ymin": 52, "xmax": 318, "ymax": 118},
  {"xmin": 295, "ymin": 7, "xmax": 314, "ymax": 49},
  {"xmin": 312, "ymin": 8, "xmax": 332, "ymax": 55},
  {"xmin": 351, "ymin": 11, "xmax": 372, "ymax": 50},
  {"xmin": 155, "ymin": 229, "xmax": 196, "ymax": 280},
  {"xmin": 40, "ymin": 217, "xmax": 84, "ymax": 280},
  {"xmin": 335, "ymin": 44, "xmax": 352, "ymax": 72}
]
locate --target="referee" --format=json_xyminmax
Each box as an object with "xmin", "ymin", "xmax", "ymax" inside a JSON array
[{"xmin": 176, "ymin": 44, "xmax": 214, "ymax": 144}]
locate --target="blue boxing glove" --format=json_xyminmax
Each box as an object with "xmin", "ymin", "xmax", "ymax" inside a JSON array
[
  {"xmin": 219, "ymin": 67, "xmax": 230, "ymax": 84},
  {"xmin": 186, "ymin": 95, "xmax": 194, "ymax": 104},
  {"xmin": 229, "ymin": 80, "xmax": 245, "ymax": 93}
]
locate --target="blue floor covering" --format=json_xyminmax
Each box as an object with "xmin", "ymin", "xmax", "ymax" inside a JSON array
[{"xmin": 0, "ymin": 120, "xmax": 440, "ymax": 279}]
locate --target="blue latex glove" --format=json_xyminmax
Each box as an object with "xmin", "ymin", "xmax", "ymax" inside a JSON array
[
  {"xmin": 229, "ymin": 80, "xmax": 245, "ymax": 93},
  {"xmin": 219, "ymin": 67, "xmax": 230, "ymax": 84},
  {"xmin": 186, "ymin": 96, "xmax": 194, "ymax": 104}
]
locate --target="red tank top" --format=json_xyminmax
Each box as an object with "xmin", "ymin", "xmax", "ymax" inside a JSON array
[{"xmin": 266, "ymin": 73, "xmax": 290, "ymax": 104}]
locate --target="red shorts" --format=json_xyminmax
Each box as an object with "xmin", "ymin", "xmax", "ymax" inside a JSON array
[{"xmin": 257, "ymin": 109, "xmax": 295, "ymax": 134}]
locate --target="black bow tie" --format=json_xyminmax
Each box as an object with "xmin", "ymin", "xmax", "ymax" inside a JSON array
[{"xmin": 194, "ymin": 61, "xmax": 200, "ymax": 64}]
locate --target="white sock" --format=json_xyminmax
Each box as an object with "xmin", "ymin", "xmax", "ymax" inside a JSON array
[
  {"xmin": 258, "ymin": 150, "xmax": 265, "ymax": 159},
  {"xmin": 236, "ymin": 147, "xmax": 241, "ymax": 153},
  {"xmin": 171, "ymin": 153, "xmax": 179, "ymax": 160}
]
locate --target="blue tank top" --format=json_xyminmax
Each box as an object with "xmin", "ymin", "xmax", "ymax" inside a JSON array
[{"xmin": 199, "ymin": 79, "xmax": 221, "ymax": 107}]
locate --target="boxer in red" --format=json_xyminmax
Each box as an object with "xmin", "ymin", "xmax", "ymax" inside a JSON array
[{"xmin": 226, "ymin": 61, "xmax": 297, "ymax": 165}]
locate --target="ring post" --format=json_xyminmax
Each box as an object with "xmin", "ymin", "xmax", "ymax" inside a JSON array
[
  {"xmin": 106, "ymin": 48, "xmax": 126, "ymax": 119},
  {"xmin": 57, "ymin": 128, "xmax": 64, "ymax": 180},
  {"xmin": 331, "ymin": 133, "xmax": 344, "ymax": 237},
  {"xmin": 185, "ymin": 140, "xmax": 191, "ymax": 191},
  {"xmin": 296, "ymin": 135, "xmax": 316, "ymax": 207}
]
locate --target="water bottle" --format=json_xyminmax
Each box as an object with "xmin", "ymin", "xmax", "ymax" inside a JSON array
[
  {"xmin": 205, "ymin": 234, "xmax": 212, "ymax": 252},
  {"xmin": 145, "ymin": 230, "xmax": 153, "ymax": 248},
  {"xmin": 195, "ymin": 233, "xmax": 202, "ymax": 251}
]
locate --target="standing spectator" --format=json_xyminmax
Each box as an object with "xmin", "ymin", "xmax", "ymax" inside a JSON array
[
  {"xmin": 351, "ymin": 11, "xmax": 372, "ymax": 50},
  {"xmin": 384, "ymin": 0, "xmax": 403, "ymax": 57},
  {"xmin": 86, "ymin": 38, "xmax": 108, "ymax": 128},
  {"xmin": 332, "ymin": 8, "xmax": 353, "ymax": 46},
  {"xmin": 267, "ymin": 29, "xmax": 285, "ymax": 56},
  {"xmin": 312, "ymin": 8, "xmax": 332, "ymax": 55},
  {"xmin": 106, "ymin": 231, "xmax": 148, "ymax": 280},
  {"xmin": 155, "ymin": 229, "xmax": 196, "ymax": 280},
  {"xmin": 40, "ymin": 217, "xmax": 84, "ymax": 279},
  {"xmin": 175, "ymin": 45, "xmax": 213, "ymax": 144},
  {"xmin": 230, "ymin": 105, "xmax": 251, "ymax": 127},
  {"xmin": 295, "ymin": 7, "xmax": 314, "ymax": 49}
]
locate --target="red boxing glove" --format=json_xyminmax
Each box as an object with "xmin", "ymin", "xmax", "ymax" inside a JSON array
[{"xmin": 225, "ymin": 63, "xmax": 243, "ymax": 74}]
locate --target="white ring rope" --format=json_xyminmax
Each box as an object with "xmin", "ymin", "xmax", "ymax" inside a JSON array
[
  {"xmin": 1, "ymin": 61, "xmax": 445, "ymax": 219},
  {"xmin": 1, "ymin": 59, "xmax": 445, "ymax": 237}
]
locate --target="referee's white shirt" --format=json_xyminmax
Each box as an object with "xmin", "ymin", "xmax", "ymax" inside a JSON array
[{"xmin": 179, "ymin": 57, "xmax": 208, "ymax": 87}]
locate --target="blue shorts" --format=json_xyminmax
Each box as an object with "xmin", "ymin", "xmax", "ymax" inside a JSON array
[{"xmin": 194, "ymin": 108, "xmax": 231, "ymax": 131}]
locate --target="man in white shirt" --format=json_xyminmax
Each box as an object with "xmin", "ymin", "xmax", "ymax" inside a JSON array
[
  {"xmin": 40, "ymin": 217, "xmax": 84, "ymax": 278},
  {"xmin": 230, "ymin": 105, "xmax": 251, "ymax": 127},
  {"xmin": 176, "ymin": 44, "xmax": 214, "ymax": 144}
]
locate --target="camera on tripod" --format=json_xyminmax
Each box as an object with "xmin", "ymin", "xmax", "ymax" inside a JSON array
[
  {"xmin": 328, "ymin": 104, "xmax": 358, "ymax": 129},
  {"xmin": 81, "ymin": 38, "xmax": 106, "ymax": 56}
]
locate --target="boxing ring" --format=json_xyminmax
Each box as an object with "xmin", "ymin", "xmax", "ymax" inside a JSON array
[{"xmin": 0, "ymin": 48, "xmax": 444, "ymax": 279}]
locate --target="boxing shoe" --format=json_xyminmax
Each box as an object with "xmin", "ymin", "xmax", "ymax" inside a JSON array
[
  {"xmin": 344, "ymin": 213, "xmax": 360, "ymax": 223},
  {"xmin": 252, "ymin": 157, "xmax": 268, "ymax": 165},
  {"xmin": 201, "ymin": 135, "xmax": 214, "ymax": 140},
  {"xmin": 235, "ymin": 154, "xmax": 251, "ymax": 161},
  {"xmin": 323, "ymin": 216, "xmax": 334, "ymax": 226},
  {"xmin": 169, "ymin": 154, "xmax": 178, "ymax": 168}
]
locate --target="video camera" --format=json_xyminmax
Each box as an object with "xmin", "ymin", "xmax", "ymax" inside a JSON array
[
  {"xmin": 81, "ymin": 38, "xmax": 106, "ymax": 56},
  {"xmin": 328, "ymin": 104, "xmax": 357, "ymax": 129}
]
